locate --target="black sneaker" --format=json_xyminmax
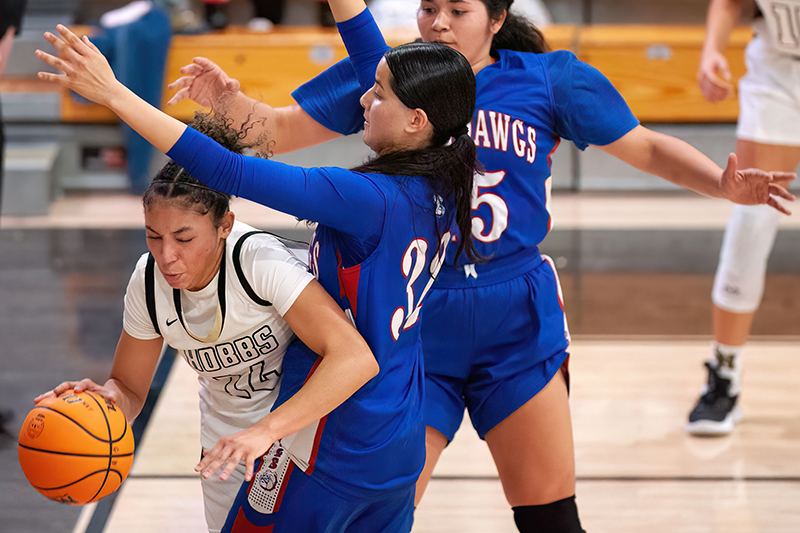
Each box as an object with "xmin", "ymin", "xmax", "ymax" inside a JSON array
[{"xmin": 686, "ymin": 361, "xmax": 743, "ymax": 436}]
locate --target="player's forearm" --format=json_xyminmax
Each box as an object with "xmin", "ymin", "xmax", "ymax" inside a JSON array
[
  {"xmin": 106, "ymin": 332, "xmax": 164, "ymax": 423},
  {"xmin": 214, "ymin": 90, "xmax": 277, "ymax": 152},
  {"xmin": 601, "ymin": 126, "xmax": 725, "ymax": 199},
  {"xmin": 647, "ymin": 134, "xmax": 725, "ymax": 199},
  {"xmin": 102, "ymin": 377, "xmax": 146, "ymax": 422},
  {"xmin": 256, "ymin": 341, "xmax": 378, "ymax": 443},
  {"xmin": 328, "ymin": 0, "xmax": 368, "ymax": 23},
  {"xmin": 219, "ymin": 92, "xmax": 341, "ymax": 155},
  {"xmin": 105, "ymin": 81, "xmax": 187, "ymax": 155},
  {"xmin": 703, "ymin": 0, "xmax": 744, "ymax": 54}
]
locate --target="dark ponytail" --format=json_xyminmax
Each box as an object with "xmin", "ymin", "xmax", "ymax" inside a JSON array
[
  {"xmin": 482, "ymin": 0, "xmax": 550, "ymax": 54},
  {"xmin": 352, "ymin": 42, "xmax": 482, "ymax": 263},
  {"xmin": 493, "ymin": 11, "xmax": 550, "ymax": 53}
]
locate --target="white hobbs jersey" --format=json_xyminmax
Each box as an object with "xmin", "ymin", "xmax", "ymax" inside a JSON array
[
  {"xmin": 755, "ymin": 0, "xmax": 800, "ymax": 56},
  {"xmin": 123, "ymin": 221, "xmax": 314, "ymax": 449}
]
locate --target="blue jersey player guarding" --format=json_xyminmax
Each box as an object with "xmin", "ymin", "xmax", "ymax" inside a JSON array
[
  {"xmin": 36, "ymin": 19, "xmax": 481, "ymax": 533},
  {"xmin": 165, "ymin": 0, "xmax": 795, "ymax": 531}
]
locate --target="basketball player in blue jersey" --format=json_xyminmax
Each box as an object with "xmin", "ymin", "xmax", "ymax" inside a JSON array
[
  {"xmin": 689, "ymin": 0, "xmax": 799, "ymax": 436},
  {"xmin": 164, "ymin": 0, "xmax": 796, "ymax": 531},
  {"xmin": 36, "ymin": 23, "xmax": 480, "ymax": 532},
  {"xmin": 34, "ymin": 115, "xmax": 378, "ymax": 533}
]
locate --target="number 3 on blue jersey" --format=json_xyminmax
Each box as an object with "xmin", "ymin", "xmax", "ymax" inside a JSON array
[{"xmin": 390, "ymin": 231, "xmax": 451, "ymax": 341}]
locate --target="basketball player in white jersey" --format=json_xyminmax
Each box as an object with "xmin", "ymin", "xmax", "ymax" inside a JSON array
[
  {"xmin": 35, "ymin": 115, "xmax": 377, "ymax": 532},
  {"xmin": 690, "ymin": 0, "xmax": 799, "ymax": 435}
]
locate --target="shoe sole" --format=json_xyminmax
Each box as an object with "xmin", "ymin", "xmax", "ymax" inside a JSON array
[{"xmin": 685, "ymin": 404, "xmax": 743, "ymax": 436}]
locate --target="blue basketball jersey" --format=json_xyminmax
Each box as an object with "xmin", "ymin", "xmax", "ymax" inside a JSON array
[
  {"xmin": 167, "ymin": 127, "xmax": 455, "ymax": 499},
  {"xmin": 293, "ymin": 19, "xmax": 640, "ymax": 284},
  {"xmin": 279, "ymin": 180, "xmax": 452, "ymax": 499}
]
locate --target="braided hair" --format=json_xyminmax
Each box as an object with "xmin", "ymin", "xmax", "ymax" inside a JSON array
[{"xmin": 142, "ymin": 112, "xmax": 259, "ymax": 227}]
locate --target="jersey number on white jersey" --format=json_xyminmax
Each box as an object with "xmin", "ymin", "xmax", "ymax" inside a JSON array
[
  {"xmin": 213, "ymin": 361, "xmax": 281, "ymax": 399},
  {"xmin": 760, "ymin": 0, "xmax": 800, "ymax": 53}
]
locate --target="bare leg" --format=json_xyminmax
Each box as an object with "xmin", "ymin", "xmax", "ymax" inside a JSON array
[
  {"xmin": 414, "ymin": 425, "xmax": 449, "ymax": 506},
  {"xmin": 712, "ymin": 138, "xmax": 799, "ymax": 348},
  {"xmin": 712, "ymin": 304, "xmax": 755, "ymax": 346},
  {"xmin": 484, "ymin": 370, "xmax": 575, "ymax": 507},
  {"xmin": 689, "ymin": 139, "xmax": 800, "ymax": 435}
]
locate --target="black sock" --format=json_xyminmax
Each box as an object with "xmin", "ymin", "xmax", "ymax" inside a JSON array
[{"xmin": 512, "ymin": 495, "xmax": 586, "ymax": 533}]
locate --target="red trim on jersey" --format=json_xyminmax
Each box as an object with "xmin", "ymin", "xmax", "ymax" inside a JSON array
[
  {"xmin": 300, "ymin": 356, "xmax": 327, "ymax": 475},
  {"xmin": 547, "ymin": 135, "xmax": 561, "ymax": 167},
  {"xmin": 546, "ymin": 136, "xmax": 561, "ymax": 233},
  {"xmin": 273, "ymin": 460, "xmax": 295, "ymax": 512},
  {"xmin": 231, "ymin": 507, "xmax": 273, "ymax": 533},
  {"xmin": 335, "ymin": 250, "xmax": 362, "ymax": 317},
  {"xmin": 305, "ymin": 415, "xmax": 327, "ymax": 475},
  {"xmin": 302, "ymin": 356, "xmax": 323, "ymax": 385},
  {"xmin": 542, "ymin": 256, "xmax": 566, "ymax": 311}
]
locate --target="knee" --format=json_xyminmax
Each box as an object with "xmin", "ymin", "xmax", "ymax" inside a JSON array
[
  {"xmin": 512, "ymin": 495, "xmax": 586, "ymax": 533},
  {"xmin": 713, "ymin": 204, "xmax": 781, "ymax": 312}
]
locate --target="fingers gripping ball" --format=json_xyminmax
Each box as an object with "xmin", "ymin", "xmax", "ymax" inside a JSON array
[{"xmin": 18, "ymin": 390, "xmax": 135, "ymax": 505}]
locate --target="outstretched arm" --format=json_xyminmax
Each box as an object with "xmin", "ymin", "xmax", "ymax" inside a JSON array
[
  {"xmin": 195, "ymin": 280, "xmax": 378, "ymax": 482},
  {"xmin": 599, "ymin": 125, "xmax": 796, "ymax": 214},
  {"xmin": 167, "ymin": 0, "xmax": 374, "ymax": 153},
  {"xmin": 167, "ymin": 57, "xmax": 341, "ymax": 154},
  {"xmin": 37, "ymin": 25, "xmax": 186, "ymax": 154},
  {"xmin": 35, "ymin": 24, "xmax": 387, "ymax": 237},
  {"xmin": 697, "ymin": 0, "xmax": 743, "ymax": 102}
]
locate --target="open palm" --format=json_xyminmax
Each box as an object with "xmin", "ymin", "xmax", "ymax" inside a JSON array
[{"xmin": 167, "ymin": 56, "xmax": 240, "ymax": 109}]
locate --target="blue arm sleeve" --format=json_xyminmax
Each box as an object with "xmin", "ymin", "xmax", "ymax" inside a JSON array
[
  {"xmin": 291, "ymin": 58, "xmax": 365, "ymax": 136},
  {"xmin": 166, "ymin": 127, "xmax": 387, "ymax": 241},
  {"xmin": 546, "ymin": 51, "xmax": 639, "ymax": 150},
  {"xmin": 290, "ymin": 8, "xmax": 389, "ymax": 136},
  {"xmin": 336, "ymin": 9, "xmax": 390, "ymax": 93}
]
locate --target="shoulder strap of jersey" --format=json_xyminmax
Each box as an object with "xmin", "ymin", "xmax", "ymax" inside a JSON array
[
  {"xmin": 145, "ymin": 253, "xmax": 161, "ymax": 336},
  {"xmin": 233, "ymin": 231, "xmax": 274, "ymax": 307}
]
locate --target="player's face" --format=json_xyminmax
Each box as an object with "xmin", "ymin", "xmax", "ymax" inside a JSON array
[
  {"xmin": 359, "ymin": 58, "xmax": 418, "ymax": 155},
  {"xmin": 144, "ymin": 200, "xmax": 232, "ymax": 291},
  {"xmin": 417, "ymin": 0, "xmax": 504, "ymax": 70}
]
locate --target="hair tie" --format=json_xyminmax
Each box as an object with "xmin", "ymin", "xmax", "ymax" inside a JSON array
[{"xmin": 453, "ymin": 125, "xmax": 469, "ymax": 138}]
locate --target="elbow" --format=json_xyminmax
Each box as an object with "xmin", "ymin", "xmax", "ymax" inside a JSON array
[
  {"xmin": 365, "ymin": 354, "xmax": 380, "ymax": 381},
  {"xmin": 354, "ymin": 345, "xmax": 380, "ymax": 385}
]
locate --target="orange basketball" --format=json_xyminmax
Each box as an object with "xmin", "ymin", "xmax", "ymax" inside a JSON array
[{"xmin": 17, "ymin": 390, "xmax": 135, "ymax": 505}]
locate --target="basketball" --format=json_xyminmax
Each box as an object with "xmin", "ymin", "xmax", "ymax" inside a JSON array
[{"xmin": 17, "ymin": 390, "xmax": 135, "ymax": 505}]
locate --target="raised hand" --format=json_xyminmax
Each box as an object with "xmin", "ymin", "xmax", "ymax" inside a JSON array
[
  {"xmin": 35, "ymin": 25, "xmax": 122, "ymax": 108},
  {"xmin": 167, "ymin": 57, "xmax": 240, "ymax": 109},
  {"xmin": 720, "ymin": 153, "xmax": 796, "ymax": 215}
]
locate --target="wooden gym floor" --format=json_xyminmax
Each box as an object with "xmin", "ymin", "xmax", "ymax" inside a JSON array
[{"xmin": 1, "ymin": 192, "xmax": 799, "ymax": 532}]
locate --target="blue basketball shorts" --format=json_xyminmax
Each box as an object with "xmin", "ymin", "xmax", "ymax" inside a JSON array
[
  {"xmin": 421, "ymin": 256, "xmax": 571, "ymax": 440},
  {"xmin": 222, "ymin": 443, "xmax": 415, "ymax": 533}
]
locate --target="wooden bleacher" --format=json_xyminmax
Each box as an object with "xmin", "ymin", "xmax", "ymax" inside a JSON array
[
  {"xmin": 4, "ymin": 24, "xmax": 754, "ymax": 126},
  {"xmin": 577, "ymin": 25, "xmax": 752, "ymax": 122}
]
